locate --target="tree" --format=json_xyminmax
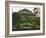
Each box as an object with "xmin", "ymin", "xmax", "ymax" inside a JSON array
[{"xmin": 33, "ymin": 8, "xmax": 39, "ymax": 15}]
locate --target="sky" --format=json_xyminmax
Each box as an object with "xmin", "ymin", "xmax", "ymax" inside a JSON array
[{"xmin": 12, "ymin": 6, "xmax": 34, "ymax": 13}]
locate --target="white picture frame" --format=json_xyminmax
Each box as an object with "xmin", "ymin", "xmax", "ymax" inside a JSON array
[{"xmin": 5, "ymin": 1, "xmax": 45, "ymax": 37}]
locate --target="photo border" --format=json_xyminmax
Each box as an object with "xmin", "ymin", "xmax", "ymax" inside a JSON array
[{"xmin": 5, "ymin": 1, "xmax": 45, "ymax": 37}]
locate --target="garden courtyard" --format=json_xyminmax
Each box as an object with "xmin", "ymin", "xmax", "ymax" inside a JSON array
[{"xmin": 12, "ymin": 9, "xmax": 40, "ymax": 31}]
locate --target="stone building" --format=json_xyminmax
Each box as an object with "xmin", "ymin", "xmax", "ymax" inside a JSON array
[{"xmin": 17, "ymin": 9, "xmax": 35, "ymax": 19}]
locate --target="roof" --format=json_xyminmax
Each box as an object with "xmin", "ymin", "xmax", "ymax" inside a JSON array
[
  {"xmin": 13, "ymin": 9, "xmax": 36, "ymax": 16},
  {"xmin": 19, "ymin": 9, "xmax": 32, "ymax": 12},
  {"xmin": 17, "ymin": 9, "xmax": 34, "ymax": 15}
]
